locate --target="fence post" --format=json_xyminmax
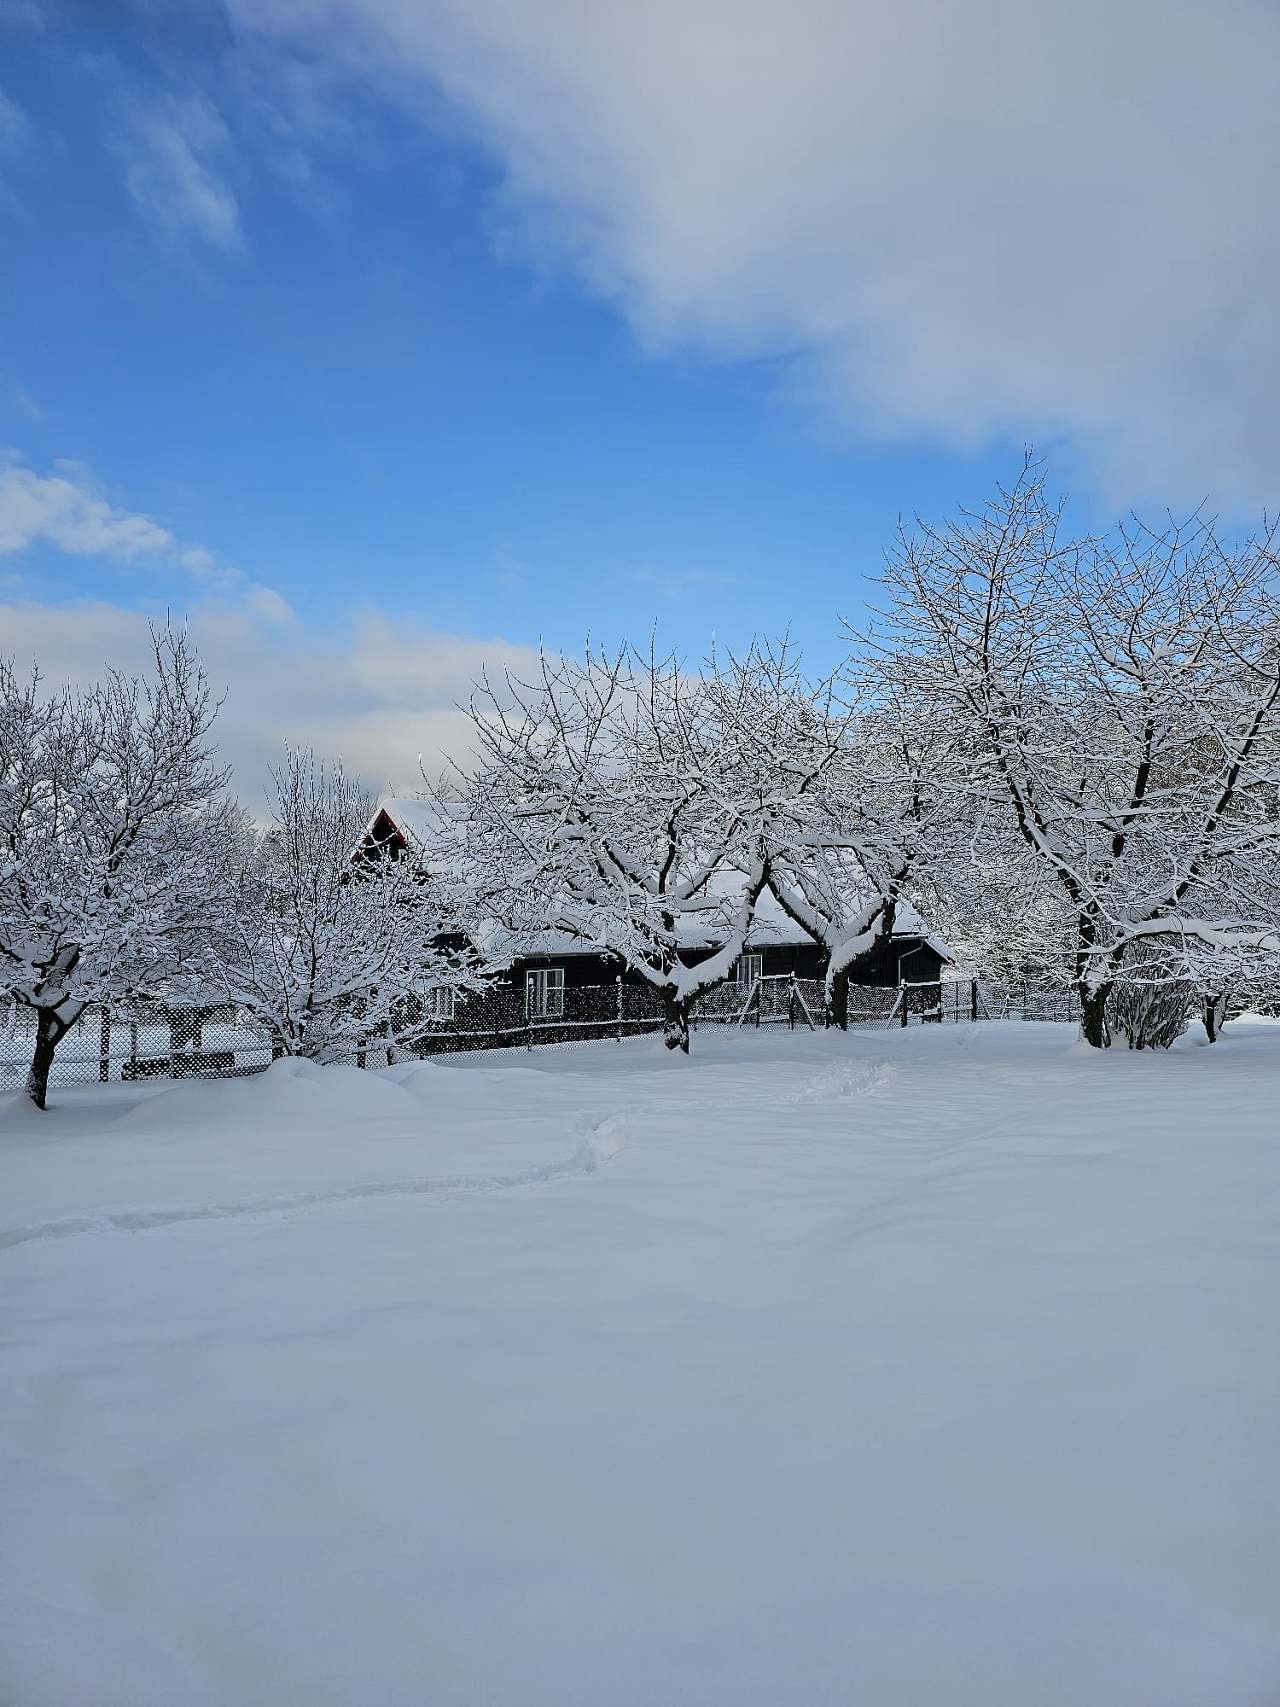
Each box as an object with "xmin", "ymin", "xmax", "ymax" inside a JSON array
[
  {"xmin": 356, "ymin": 1038, "xmax": 366, "ymax": 1069},
  {"xmin": 788, "ymin": 972, "xmax": 797, "ymax": 1030},
  {"xmin": 970, "ymin": 978, "xmax": 979, "ymax": 1023},
  {"xmin": 616, "ymin": 975, "xmax": 623, "ymax": 1042},
  {"xmin": 900, "ymin": 980, "xmax": 909, "ymax": 1028},
  {"xmin": 98, "ymin": 1006, "xmax": 111, "ymax": 1083}
]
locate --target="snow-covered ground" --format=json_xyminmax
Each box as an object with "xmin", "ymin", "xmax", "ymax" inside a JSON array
[{"xmin": 3, "ymin": 1022, "xmax": 1279, "ymax": 1706}]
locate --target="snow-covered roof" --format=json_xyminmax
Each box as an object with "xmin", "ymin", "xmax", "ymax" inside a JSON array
[
  {"xmin": 703, "ymin": 878, "xmax": 806, "ymax": 949},
  {"xmin": 477, "ymin": 892, "xmax": 946, "ymax": 964},
  {"xmin": 685, "ymin": 875, "xmax": 945, "ymax": 954},
  {"xmin": 472, "ymin": 921, "xmax": 614, "ymax": 962},
  {"xmin": 363, "ymin": 797, "xmax": 949, "ymax": 961}
]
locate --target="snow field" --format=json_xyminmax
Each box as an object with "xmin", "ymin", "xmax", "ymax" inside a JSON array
[{"xmin": 2, "ymin": 1022, "xmax": 1279, "ymax": 1705}]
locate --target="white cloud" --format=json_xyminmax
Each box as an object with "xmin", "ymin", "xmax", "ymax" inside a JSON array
[
  {"xmin": 117, "ymin": 89, "xmax": 242, "ymax": 251},
  {"xmin": 228, "ymin": 0, "xmax": 1280, "ymax": 506},
  {"xmin": 0, "ymin": 598, "xmax": 539, "ymax": 804},
  {"xmin": 0, "ymin": 454, "xmax": 289, "ymax": 616}
]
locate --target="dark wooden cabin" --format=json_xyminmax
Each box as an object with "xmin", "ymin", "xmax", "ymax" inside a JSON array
[{"xmin": 358, "ymin": 798, "xmax": 947, "ymax": 1024}]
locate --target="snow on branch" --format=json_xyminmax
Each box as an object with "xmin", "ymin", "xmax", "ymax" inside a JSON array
[
  {"xmin": 869, "ymin": 454, "xmax": 1280, "ymax": 1044},
  {"xmin": 0, "ymin": 625, "xmax": 230, "ymax": 1105},
  {"xmin": 439, "ymin": 641, "xmax": 861, "ymax": 1050},
  {"xmin": 202, "ymin": 749, "xmax": 488, "ymax": 1064}
]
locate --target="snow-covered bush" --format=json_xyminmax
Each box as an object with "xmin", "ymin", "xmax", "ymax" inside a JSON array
[{"xmin": 1108, "ymin": 942, "xmax": 1195, "ymax": 1050}]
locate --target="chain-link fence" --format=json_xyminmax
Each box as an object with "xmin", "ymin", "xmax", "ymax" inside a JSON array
[
  {"xmin": 978, "ymin": 984, "xmax": 1081, "ymax": 1023},
  {"xmin": 376, "ymin": 974, "xmax": 833, "ymax": 1064},
  {"xmin": 2, "ymin": 975, "xmax": 1081, "ymax": 1095},
  {"xmin": 382, "ymin": 979, "xmax": 668, "ymax": 1058},
  {"xmin": 0, "ymin": 1002, "xmax": 273, "ymax": 1095},
  {"xmin": 695, "ymin": 974, "xmax": 826, "ymax": 1028},
  {"xmin": 364, "ymin": 976, "xmax": 1010, "ymax": 1060}
]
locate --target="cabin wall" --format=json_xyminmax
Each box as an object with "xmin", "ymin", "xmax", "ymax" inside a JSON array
[
  {"xmin": 497, "ymin": 937, "xmax": 938, "ymax": 991},
  {"xmin": 365, "ymin": 806, "xmax": 947, "ymax": 994},
  {"xmin": 839, "ymin": 936, "xmax": 943, "ymax": 988},
  {"xmin": 760, "ymin": 943, "xmax": 827, "ymax": 980},
  {"xmin": 503, "ymin": 951, "xmax": 627, "ymax": 989}
]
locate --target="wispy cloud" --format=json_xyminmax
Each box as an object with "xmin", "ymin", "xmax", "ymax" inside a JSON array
[
  {"xmin": 630, "ymin": 564, "xmax": 739, "ymax": 604},
  {"xmin": 0, "ymin": 84, "xmax": 29, "ymax": 215},
  {"xmin": 491, "ymin": 545, "xmax": 528, "ymax": 591},
  {"xmin": 0, "ymin": 0, "xmax": 49, "ymax": 26},
  {"xmin": 9, "ymin": 386, "xmax": 42, "ymax": 424},
  {"xmin": 229, "ymin": 0, "xmax": 1280, "ymax": 508},
  {"xmin": 116, "ymin": 89, "xmax": 242, "ymax": 252},
  {"xmin": 0, "ymin": 454, "xmax": 289, "ymax": 618},
  {"xmin": 0, "ymin": 87, "xmax": 27, "ymax": 155}
]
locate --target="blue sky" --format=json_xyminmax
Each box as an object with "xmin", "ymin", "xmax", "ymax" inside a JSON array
[
  {"xmin": 3, "ymin": 0, "xmax": 1278, "ymax": 790},
  {"xmin": 1, "ymin": 4, "xmax": 1011, "ymax": 664}
]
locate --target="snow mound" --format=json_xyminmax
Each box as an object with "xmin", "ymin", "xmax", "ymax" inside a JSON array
[
  {"xmin": 115, "ymin": 1055, "xmax": 425, "ymax": 1133},
  {"xmin": 383, "ymin": 1060, "xmax": 561, "ymax": 1100}
]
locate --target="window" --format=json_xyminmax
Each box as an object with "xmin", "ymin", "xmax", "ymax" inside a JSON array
[
  {"xmin": 425, "ymin": 986, "xmax": 455, "ymax": 1022},
  {"xmin": 735, "ymin": 953, "xmax": 764, "ymax": 988},
  {"xmin": 525, "ymin": 967, "xmax": 566, "ymax": 1019}
]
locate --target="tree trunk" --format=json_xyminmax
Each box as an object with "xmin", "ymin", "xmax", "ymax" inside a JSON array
[
  {"xmin": 1078, "ymin": 986, "xmax": 1111, "ymax": 1050},
  {"xmin": 825, "ymin": 965, "xmax": 850, "ymax": 1031},
  {"xmin": 25, "ymin": 1008, "xmax": 70, "ymax": 1110},
  {"xmin": 662, "ymin": 990, "xmax": 690, "ymax": 1054},
  {"xmin": 1203, "ymin": 991, "xmax": 1230, "ymax": 1042}
]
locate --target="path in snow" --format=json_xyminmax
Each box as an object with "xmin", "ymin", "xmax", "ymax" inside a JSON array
[{"xmin": 0, "ymin": 1120, "xmax": 625, "ymax": 1250}]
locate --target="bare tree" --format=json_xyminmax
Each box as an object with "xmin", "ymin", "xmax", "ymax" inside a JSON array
[{"xmin": 0, "ymin": 628, "xmax": 227, "ymax": 1107}]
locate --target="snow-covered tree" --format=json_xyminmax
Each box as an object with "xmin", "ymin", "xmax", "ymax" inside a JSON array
[
  {"xmin": 875, "ymin": 459, "xmax": 1280, "ymax": 1047},
  {"xmin": 0, "ymin": 628, "xmax": 228, "ymax": 1107},
  {"xmin": 758, "ymin": 670, "xmax": 957, "ymax": 1026},
  {"xmin": 448, "ymin": 643, "xmax": 848, "ymax": 1052},
  {"xmin": 906, "ymin": 773, "xmax": 1080, "ymax": 996},
  {"xmin": 208, "ymin": 749, "xmax": 484, "ymax": 1062}
]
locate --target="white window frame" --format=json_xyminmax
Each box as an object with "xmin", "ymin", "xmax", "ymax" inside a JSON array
[
  {"xmin": 425, "ymin": 986, "xmax": 456, "ymax": 1022},
  {"xmin": 525, "ymin": 966, "xmax": 566, "ymax": 1019},
  {"xmin": 735, "ymin": 952, "xmax": 764, "ymax": 988}
]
